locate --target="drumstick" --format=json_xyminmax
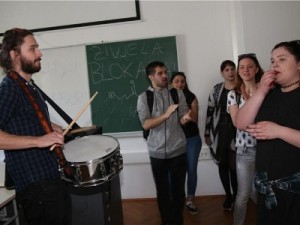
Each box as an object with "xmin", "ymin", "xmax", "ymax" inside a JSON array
[
  {"xmin": 50, "ymin": 91, "xmax": 98, "ymax": 150},
  {"xmin": 67, "ymin": 125, "xmax": 97, "ymax": 135}
]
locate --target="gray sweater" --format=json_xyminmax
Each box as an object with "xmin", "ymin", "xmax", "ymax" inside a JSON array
[{"xmin": 137, "ymin": 87, "xmax": 188, "ymax": 159}]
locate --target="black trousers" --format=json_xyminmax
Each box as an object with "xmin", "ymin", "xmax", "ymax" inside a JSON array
[
  {"xmin": 16, "ymin": 179, "xmax": 72, "ymax": 225},
  {"xmin": 257, "ymin": 190, "xmax": 300, "ymax": 225},
  {"xmin": 150, "ymin": 153, "xmax": 186, "ymax": 225}
]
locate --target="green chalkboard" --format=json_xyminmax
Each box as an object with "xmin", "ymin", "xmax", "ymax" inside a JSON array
[{"xmin": 86, "ymin": 36, "xmax": 178, "ymax": 133}]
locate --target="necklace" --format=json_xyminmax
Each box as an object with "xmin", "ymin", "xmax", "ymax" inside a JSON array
[{"xmin": 281, "ymin": 80, "xmax": 300, "ymax": 89}]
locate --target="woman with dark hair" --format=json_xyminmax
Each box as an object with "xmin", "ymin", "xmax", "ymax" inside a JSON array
[
  {"xmin": 170, "ymin": 72, "xmax": 202, "ymax": 214},
  {"xmin": 227, "ymin": 53, "xmax": 264, "ymax": 225},
  {"xmin": 236, "ymin": 41, "xmax": 300, "ymax": 225},
  {"xmin": 205, "ymin": 60, "xmax": 238, "ymax": 211}
]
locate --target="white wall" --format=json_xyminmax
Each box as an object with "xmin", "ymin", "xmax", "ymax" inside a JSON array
[{"xmin": 1, "ymin": 1, "xmax": 300, "ymax": 199}]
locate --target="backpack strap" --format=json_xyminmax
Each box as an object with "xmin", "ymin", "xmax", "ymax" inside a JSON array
[
  {"xmin": 145, "ymin": 90, "xmax": 154, "ymax": 114},
  {"xmin": 143, "ymin": 88, "xmax": 179, "ymax": 140},
  {"xmin": 143, "ymin": 90, "xmax": 154, "ymax": 140},
  {"xmin": 170, "ymin": 88, "xmax": 179, "ymax": 104}
]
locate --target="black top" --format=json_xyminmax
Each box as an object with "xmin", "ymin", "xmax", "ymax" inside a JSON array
[
  {"xmin": 219, "ymin": 88, "xmax": 233, "ymax": 125},
  {"xmin": 256, "ymin": 87, "xmax": 300, "ymax": 180},
  {"xmin": 182, "ymin": 91, "xmax": 199, "ymax": 138}
]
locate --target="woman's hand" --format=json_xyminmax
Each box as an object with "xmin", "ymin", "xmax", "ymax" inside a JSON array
[
  {"xmin": 257, "ymin": 70, "xmax": 277, "ymax": 96},
  {"xmin": 246, "ymin": 121, "xmax": 280, "ymax": 140}
]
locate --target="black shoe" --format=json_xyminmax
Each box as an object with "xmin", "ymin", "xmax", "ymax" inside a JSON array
[{"xmin": 223, "ymin": 196, "xmax": 233, "ymax": 211}]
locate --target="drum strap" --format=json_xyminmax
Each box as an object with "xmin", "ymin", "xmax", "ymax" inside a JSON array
[{"xmin": 7, "ymin": 71, "xmax": 73, "ymax": 177}]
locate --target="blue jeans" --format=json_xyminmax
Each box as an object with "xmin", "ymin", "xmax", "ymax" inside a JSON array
[
  {"xmin": 234, "ymin": 147, "xmax": 257, "ymax": 225},
  {"xmin": 186, "ymin": 135, "xmax": 202, "ymax": 197}
]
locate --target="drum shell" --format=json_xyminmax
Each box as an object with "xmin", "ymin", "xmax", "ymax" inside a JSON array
[{"xmin": 61, "ymin": 135, "xmax": 123, "ymax": 187}]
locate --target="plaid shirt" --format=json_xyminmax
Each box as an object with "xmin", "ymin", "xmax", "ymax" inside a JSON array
[
  {"xmin": 255, "ymin": 171, "xmax": 300, "ymax": 209},
  {"xmin": 0, "ymin": 73, "xmax": 60, "ymax": 192}
]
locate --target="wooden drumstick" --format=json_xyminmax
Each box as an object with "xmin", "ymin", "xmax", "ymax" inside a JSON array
[
  {"xmin": 67, "ymin": 125, "xmax": 97, "ymax": 135},
  {"xmin": 50, "ymin": 91, "xmax": 98, "ymax": 150}
]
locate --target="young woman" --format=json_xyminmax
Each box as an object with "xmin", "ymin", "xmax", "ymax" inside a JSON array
[
  {"xmin": 205, "ymin": 60, "xmax": 238, "ymax": 211},
  {"xmin": 236, "ymin": 41, "xmax": 300, "ymax": 225},
  {"xmin": 227, "ymin": 53, "xmax": 263, "ymax": 225},
  {"xmin": 170, "ymin": 72, "xmax": 202, "ymax": 214}
]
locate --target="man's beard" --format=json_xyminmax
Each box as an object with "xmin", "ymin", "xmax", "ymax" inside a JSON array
[{"xmin": 20, "ymin": 55, "xmax": 41, "ymax": 74}]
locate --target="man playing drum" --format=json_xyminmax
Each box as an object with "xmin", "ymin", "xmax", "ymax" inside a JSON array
[{"xmin": 0, "ymin": 28, "xmax": 71, "ymax": 225}]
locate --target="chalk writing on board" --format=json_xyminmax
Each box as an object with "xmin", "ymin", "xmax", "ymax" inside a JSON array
[
  {"xmin": 88, "ymin": 41, "xmax": 169, "ymax": 84},
  {"xmin": 86, "ymin": 36, "xmax": 178, "ymax": 133},
  {"xmin": 107, "ymin": 80, "xmax": 138, "ymax": 102}
]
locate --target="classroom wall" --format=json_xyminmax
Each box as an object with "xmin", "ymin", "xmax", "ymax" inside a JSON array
[{"xmin": 0, "ymin": 1, "xmax": 300, "ymax": 199}]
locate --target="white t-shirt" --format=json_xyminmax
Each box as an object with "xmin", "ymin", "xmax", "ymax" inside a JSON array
[{"xmin": 227, "ymin": 90, "xmax": 256, "ymax": 150}]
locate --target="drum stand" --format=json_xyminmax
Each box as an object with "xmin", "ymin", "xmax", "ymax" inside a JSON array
[
  {"xmin": 63, "ymin": 128, "xmax": 123, "ymax": 225},
  {"xmin": 67, "ymin": 174, "xmax": 124, "ymax": 225}
]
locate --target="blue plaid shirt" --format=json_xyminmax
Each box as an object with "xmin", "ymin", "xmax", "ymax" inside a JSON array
[{"xmin": 0, "ymin": 73, "xmax": 60, "ymax": 192}]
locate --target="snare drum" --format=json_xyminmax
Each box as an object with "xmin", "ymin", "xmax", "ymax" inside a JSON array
[{"xmin": 61, "ymin": 134, "xmax": 123, "ymax": 187}]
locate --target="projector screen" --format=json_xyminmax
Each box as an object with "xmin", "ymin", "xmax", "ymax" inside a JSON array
[{"xmin": 0, "ymin": 0, "xmax": 140, "ymax": 35}]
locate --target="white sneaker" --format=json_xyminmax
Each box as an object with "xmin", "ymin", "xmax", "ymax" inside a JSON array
[{"xmin": 186, "ymin": 200, "xmax": 198, "ymax": 214}]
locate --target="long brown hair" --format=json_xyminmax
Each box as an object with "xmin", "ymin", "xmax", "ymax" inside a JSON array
[{"xmin": 234, "ymin": 53, "xmax": 264, "ymax": 100}]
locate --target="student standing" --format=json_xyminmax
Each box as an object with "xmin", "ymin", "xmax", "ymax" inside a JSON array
[
  {"xmin": 137, "ymin": 61, "xmax": 191, "ymax": 225},
  {"xmin": 0, "ymin": 28, "xmax": 71, "ymax": 225},
  {"xmin": 236, "ymin": 41, "xmax": 300, "ymax": 225},
  {"xmin": 170, "ymin": 72, "xmax": 202, "ymax": 214},
  {"xmin": 205, "ymin": 60, "xmax": 238, "ymax": 211},
  {"xmin": 227, "ymin": 53, "xmax": 263, "ymax": 225}
]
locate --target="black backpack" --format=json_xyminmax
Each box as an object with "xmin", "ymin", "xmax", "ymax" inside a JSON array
[{"xmin": 143, "ymin": 88, "xmax": 178, "ymax": 140}]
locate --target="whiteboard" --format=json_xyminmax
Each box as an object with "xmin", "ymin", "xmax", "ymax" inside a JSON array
[{"xmin": 34, "ymin": 45, "xmax": 93, "ymax": 129}]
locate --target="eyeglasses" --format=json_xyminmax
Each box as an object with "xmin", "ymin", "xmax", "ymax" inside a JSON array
[{"xmin": 238, "ymin": 53, "xmax": 256, "ymax": 60}]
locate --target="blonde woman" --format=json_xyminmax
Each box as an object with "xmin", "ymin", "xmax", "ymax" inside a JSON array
[{"xmin": 227, "ymin": 53, "xmax": 263, "ymax": 225}]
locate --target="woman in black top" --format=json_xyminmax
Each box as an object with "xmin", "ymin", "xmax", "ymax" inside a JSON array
[
  {"xmin": 236, "ymin": 40, "xmax": 300, "ymax": 225},
  {"xmin": 205, "ymin": 60, "xmax": 238, "ymax": 211},
  {"xmin": 170, "ymin": 72, "xmax": 202, "ymax": 214}
]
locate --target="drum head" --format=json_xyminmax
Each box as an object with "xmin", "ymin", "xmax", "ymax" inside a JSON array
[{"xmin": 63, "ymin": 135, "xmax": 119, "ymax": 163}]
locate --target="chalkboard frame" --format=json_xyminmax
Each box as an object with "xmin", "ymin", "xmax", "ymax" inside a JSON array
[{"xmin": 0, "ymin": 0, "xmax": 140, "ymax": 36}]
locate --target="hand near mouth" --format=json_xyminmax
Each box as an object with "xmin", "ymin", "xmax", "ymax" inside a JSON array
[
  {"xmin": 258, "ymin": 70, "xmax": 277, "ymax": 95},
  {"xmin": 269, "ymin": 70, "xmax": 278, "ymax": 88}
]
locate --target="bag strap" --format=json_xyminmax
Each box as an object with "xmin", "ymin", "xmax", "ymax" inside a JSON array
[
  {"xmin": 170, "ymin": 88, "xmax": 179, "ymax": 104},
  {"xmin": 145, "ymin": 90, "xmax": 154, "ymax": 114},
  {"xmin": 31, "ymin": 80, "xmax": 80, "ymax": 129}
]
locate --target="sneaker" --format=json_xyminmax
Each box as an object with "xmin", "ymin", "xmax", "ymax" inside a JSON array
[
  {"xmin": 186, "ymin": 200, "xmax": 198, "ymax": 214},
  {"xmin": 223, "ymin": 196, "xmax": 233, "ymax": 211}
]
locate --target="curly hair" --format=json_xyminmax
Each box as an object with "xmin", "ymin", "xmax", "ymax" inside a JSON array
[{"xmin": 0, "ymin": 28, "xmax": 33, "ymax": 72}]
